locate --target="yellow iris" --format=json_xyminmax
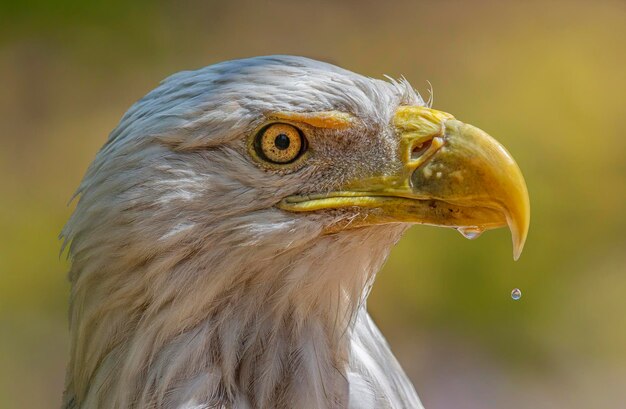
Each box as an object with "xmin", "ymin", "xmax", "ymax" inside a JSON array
[{"xmin": 257, "ymin": 123, "xmax": 304, "ymax": 164}]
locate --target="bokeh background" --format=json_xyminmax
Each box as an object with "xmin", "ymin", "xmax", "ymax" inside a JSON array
[{"xmin": 1, "ymin": 0, "xmax": 625, "ymax": 408}]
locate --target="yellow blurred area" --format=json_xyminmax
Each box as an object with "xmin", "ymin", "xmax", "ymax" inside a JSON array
[{"xmin": 1, "ymin": 1, "xmax": 625, "ymax": 408}]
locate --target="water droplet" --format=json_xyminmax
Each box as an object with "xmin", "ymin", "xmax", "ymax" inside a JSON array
[
  {"xmin": 457, "ymin": 226, "xmax": 484, "ymax": 240},
  {"xmin": 511, "ymin": 288, "xmax": 522, "ymax": 300}
]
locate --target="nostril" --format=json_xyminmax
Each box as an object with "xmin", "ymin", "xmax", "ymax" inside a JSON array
[{"xmin": 411, "ymin": 139, "xmax": 433, "ymax": 160}]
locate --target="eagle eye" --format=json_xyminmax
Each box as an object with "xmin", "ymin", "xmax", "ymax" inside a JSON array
[{"xmin": 254, "ymin": 123, "xmax": 307, "ymax": 164}]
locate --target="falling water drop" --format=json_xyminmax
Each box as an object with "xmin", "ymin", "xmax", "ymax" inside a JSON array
[
  {"xmin": 511, "ymin": 288, "xmax": 522, "ymax": 300},
  {"xmin": 457, "ymin": 226, "xmax": 484, "ymax": 240}
]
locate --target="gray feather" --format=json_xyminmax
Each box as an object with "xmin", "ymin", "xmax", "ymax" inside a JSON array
[{"xmin": 62, "ymin": 55, "xmax": 425, "ymax": 409}]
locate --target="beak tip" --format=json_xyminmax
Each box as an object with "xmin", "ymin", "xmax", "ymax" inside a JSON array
[{"xmin": 509, "ymin": 214, "xmax": 529, "ymax": 261}]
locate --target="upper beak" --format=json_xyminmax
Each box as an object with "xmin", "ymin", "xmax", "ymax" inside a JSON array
[
  {"xmin": 403, "ymin": 107, "xmax": 530, "ymax": 259},
  {"xmin": 279, "ymin": 106, "xmax": 530, "ymax": 260}
]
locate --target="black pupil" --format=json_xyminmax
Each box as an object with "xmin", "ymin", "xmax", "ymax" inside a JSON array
[{"xmin": 274, "ymin": 133, "xmax": 291, "ymax": 150}]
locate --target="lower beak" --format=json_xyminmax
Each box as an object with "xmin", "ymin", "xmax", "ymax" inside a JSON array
[{"xmin": 279, "ymin": 106, "xmax": 530, "ymax": 260}]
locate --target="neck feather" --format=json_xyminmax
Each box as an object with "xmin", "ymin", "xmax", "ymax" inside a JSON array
[{"xmin": 64, "ymin": 217, "xmax": 406, "ymax": 409}]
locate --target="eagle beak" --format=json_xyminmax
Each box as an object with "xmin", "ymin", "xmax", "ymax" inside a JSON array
[
  {"xmin": 279, "ymin": 106, "xmax": 530, "ymax": 260},
  {"xmin": 395, "ymin": 106, "xmax": 530, "ymax": 259}
]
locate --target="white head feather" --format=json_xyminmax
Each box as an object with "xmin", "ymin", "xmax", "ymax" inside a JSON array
[{"xmin": 62, "ymin": 56, "xmax": 424, "ymax": 409}]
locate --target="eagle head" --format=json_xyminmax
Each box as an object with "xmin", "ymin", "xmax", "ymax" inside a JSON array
[{"xmin": 62, "ymin": 56, "xmax": 529, "ymax": 409}]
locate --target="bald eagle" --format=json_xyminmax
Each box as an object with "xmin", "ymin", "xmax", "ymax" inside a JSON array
[{"xmin": 61, "ymin": 56, "xmax": 529, "ymax": 409}]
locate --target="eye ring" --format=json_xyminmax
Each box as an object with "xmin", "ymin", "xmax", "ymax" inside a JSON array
[{"xmin": 254, "ymin": 123, "xmax": 307, "ymax": 164}]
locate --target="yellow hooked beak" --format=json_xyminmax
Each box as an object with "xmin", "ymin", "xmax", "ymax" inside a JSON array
[{"xmin": 278, "ymin": 106, "xmax": 530, "ymax": 260}]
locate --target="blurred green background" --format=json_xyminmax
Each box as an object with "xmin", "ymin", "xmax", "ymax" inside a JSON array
[{"xmin": 1, "ymin": 0, "xmax": 625, "ymax": 408}]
